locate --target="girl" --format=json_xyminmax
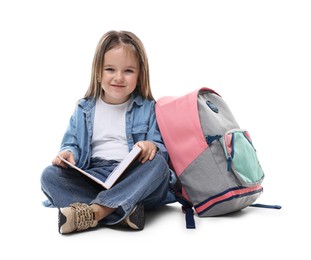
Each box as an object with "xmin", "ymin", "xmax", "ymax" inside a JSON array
[{"xmin": 40, "ymin": 30, "xmax": 176, "ymax": 234}]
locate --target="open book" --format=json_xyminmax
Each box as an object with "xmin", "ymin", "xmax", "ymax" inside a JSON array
[{"xmin": 58, "ymin": 145, "xmax": 142, "ymax": 189}]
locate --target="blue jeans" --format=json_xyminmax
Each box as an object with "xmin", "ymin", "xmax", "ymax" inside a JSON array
[{"xmin": 40, "ymin": 153, "xmax": 176, "ymax": 225}]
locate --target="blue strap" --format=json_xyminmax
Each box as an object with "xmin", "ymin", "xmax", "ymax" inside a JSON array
[
  {"xmin": 175, "ymin": 194, "xmax": 196, "ymax": 229},
  {"xmin": 206, "ymin": 135, "xmax": 222, "ymax": 146},
  {"xmin": 184, "ymin": 206, "xmax": 196, "ymax": 229},
  {"xmin": 231, "ymin": 132, "xmax": 235, "ymax": 158},
  {"xmin": 250, "ymin": 203, "xmax": 282, "ymax": 209},
  {"xmin": 227, "ymin": 157, "xmax": 232, "ymax": 172}
]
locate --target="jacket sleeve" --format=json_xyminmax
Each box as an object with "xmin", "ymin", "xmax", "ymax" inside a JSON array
[{"xmin": 59, "ymin": 105, "xmax": 81, "ymax": 163}]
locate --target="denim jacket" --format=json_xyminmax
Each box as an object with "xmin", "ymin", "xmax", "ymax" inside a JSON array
[{"xmin": 59, "ymin": 92, "xmax": 168, "ymax": 169}]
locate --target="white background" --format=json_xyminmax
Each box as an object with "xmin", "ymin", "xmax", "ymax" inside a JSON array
[{"xmin": 0, "ymin": 0, "xmax": 310, "ymax": 259}]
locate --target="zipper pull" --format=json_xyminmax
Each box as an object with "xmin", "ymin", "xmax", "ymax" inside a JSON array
[{"xmin": 227, "ymin": 157, "xmax": 232, "ymax": 172}]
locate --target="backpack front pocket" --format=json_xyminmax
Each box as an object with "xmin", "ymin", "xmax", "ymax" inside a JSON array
[{"xmin": 222, "ymin": 129, "xmax": 265, "ymax": 186}]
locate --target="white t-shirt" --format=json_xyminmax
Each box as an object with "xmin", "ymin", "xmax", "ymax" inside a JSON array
[{"xmin": 91, "ymin": 97, "xmax": 132, "ymax": 161}]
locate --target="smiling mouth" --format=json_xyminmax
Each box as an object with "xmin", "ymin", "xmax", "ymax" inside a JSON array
[{"xmin": 111, "ymin": 84, "xmax": 125, "ymax": 88}]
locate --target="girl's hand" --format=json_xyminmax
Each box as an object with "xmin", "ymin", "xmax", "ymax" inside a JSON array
[
  {"xmin": 135, "ymin": 141, "xmax": 158, "ymax": 164},
  {"xmin": 52, "ymin": 150, "xmax": 75, "ymax": 168}
]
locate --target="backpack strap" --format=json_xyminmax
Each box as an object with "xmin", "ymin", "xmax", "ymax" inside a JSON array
[
  {"xmin": 169, "ymin": 182, "xmax": 196, "ymax": 229},
  {"xmin": 249, "ymin": 203, "xmax": 282, "ymax": 209},
  {"xmin": 176, "ymin": 196, "xmax": 196, "ymax": 229}
]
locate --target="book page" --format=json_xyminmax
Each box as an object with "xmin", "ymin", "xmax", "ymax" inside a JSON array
[{"xmin": 57, "ymin": 145, "xmax": 142, "ymax": 189}]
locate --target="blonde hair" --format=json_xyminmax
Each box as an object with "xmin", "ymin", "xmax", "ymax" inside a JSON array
[{"xmin": 84, "ymin": 30, "xmax": 154, "ymax": 100}]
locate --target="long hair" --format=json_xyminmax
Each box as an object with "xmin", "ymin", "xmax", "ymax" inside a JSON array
[{"xmin": 84, "ymin": 30, "xmax": 154, "ymax": 100}]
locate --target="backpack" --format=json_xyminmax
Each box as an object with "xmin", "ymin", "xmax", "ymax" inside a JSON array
[{"xmin": 156, "ymin": 87, "xmax": 280, "ymax": 228}]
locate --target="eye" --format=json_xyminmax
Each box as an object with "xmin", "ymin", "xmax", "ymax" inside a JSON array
[
  {"xmin": 104, "ymin": 67, "xmax": 114, "ymax": 72},
  {"xmin": 124, "ymin": 69, "xmax": 135, "ymax": 73}
]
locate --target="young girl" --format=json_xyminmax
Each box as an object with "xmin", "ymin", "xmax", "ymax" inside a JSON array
[{"xmin": 40, "ymin": 30, "xmax": 176, "ymax": 234}]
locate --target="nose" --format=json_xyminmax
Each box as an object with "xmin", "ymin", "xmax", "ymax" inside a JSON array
[{"xmin": 114, "ymin": 71, "xmax": 123, "ymax": 82}]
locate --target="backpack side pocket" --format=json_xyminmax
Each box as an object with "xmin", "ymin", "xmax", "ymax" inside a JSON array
[{"xmin": 222, "ymin": 129, "xmax": 265, "ymax": 186}]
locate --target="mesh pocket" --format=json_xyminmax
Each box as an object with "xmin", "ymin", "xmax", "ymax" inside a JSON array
[{"xmin": 222, "ymin": 129, "xmax": 264, "ymax": 186}]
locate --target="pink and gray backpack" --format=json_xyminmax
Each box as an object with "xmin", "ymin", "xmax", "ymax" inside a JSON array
[{"xmin": 156, "ymin": 88, "xmax": 280, "ymax": 228}]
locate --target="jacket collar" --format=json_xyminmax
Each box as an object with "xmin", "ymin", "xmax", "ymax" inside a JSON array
[{"xmin": 77, "ymin": 90, "xmax": 144, "ymax": 112}]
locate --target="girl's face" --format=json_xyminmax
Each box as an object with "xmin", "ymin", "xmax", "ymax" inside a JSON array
[{"xmin": 101, "ymin": 45, "xmax": 139, "ymax": 104}]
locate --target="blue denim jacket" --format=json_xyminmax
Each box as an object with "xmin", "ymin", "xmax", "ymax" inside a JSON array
[{"xmin": 59, "ymin": 92, "xmax": 168, "ymax": 169}]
